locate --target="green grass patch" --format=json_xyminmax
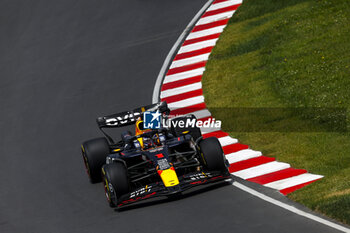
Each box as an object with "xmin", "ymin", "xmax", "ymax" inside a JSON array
[{"xmin": 202, "ymin": 0, "xmax": 350, "ymax": 224}]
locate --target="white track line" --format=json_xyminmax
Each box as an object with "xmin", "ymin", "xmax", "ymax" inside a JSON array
[
  {"xmin": 178, "ymin": 39, "xmax": 218, "ymax": 54},
  {"xmin": 160, "ymin": 82, "xmax": 202, "ymax": 99},
  {"xmin": 226, "ymin": 149, "xmax": 262, "ymax": 164},
  {"xmin": 232, "ymin": 161, "xmax": 290, "ymax": 179},
  {"xmin": 188, "ymin": 108, "xmax": 212, "ymax": 119},
  {"xmin": 170, "ymin": 53, "xmax": 210, "ymax": 68},
  {"xmin": 264, "ymin": 173, "xmax": 324, "ymax": 190},
  {"xmin": 200, "ymin": 126, "xmax": 220, "ymax": 134},
  {"xmin": 207, "ymin": 0, "xmax": 241, "ymax": 11},
  {"xmin": 219, "ymin": 136, "xmax": 238, "ymax": 147},
  {"xmin": 233, "ymin": 182, "xmax": 350, "ymax": 233},
  {"xmin": 187, "ymin": 25, "xmax": 226, "ymax": 40},
  {"xmin": 164, "ymin": 68, "xmax": 205, "ymax": 84},
  {"xmin": 196, "ymin": 11, "xmax": 235, "ymax": 26},
  {"xmin": 160, "ymin": 82, "xmax": 202, "ymax": 98},
  {"xmin": 167, "ymin": 95, "xmax": 205, "ymax": 110},
  {"xmin": 201, "ymin": 130, "xmax": 217, "ymax": 136}
]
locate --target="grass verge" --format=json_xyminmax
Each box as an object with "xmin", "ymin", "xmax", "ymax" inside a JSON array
[{"xmin": 202, "ymin": 0, "xmax": 350, "ymax": 224}]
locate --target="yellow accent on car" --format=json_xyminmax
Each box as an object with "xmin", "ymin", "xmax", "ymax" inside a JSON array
[
  {"xmin": 104, "ymin": 178, "xmax": 109, "ymax": 191},
  {"xmin": 141, "ymin": 107, "xmax": 145, "ymax": 112},
  {"xmin": 137, "ymin": 137, "xmax": 144, "ymax": 148},
  {"xmin": 158, "ymin": 167, "xmax": 179, "ymax": 187},
  {"xmin": 182, "ymin": 131, "xmax": 189, "ymax": 134},
  {"xmin": 201, "ymin": 152, "xmax": 207, "ymax": 165},
  {"xmin": 81, "ymin": 145, "xmax": 85, "ymax": 152},
  {"xmin": 113, "ymin": 148, "xmax": 121, "ymax": 152}
]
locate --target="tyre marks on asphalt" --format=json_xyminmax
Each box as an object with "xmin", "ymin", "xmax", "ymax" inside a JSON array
[{"xmin": 158, "ymin": 0, "xmax": 323, "ymax": 195}]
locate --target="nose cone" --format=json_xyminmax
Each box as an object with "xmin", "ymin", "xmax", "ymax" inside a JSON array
[{"xmin": 157, "ymin": 166, "xmax": 180, "ymax": 187}]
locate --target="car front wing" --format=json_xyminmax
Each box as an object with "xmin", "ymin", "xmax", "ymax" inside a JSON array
[{"xmin": 117, "ymin": 171, "xmax": 232, "ymax": 208}]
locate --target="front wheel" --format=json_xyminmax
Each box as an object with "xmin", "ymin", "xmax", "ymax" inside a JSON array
[
  {"xmin": 102, "ymin": 163, "xmax": 130, "ymax": 207},
  {"xmin": 198, "ymin": 137, "xmax": 228, "ymax": 173},
  {"xmin": 81, "ymin": 137, "xmax": 110, "ymax": 183}
]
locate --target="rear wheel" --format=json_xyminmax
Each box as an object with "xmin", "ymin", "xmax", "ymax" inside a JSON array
[
  {"xmin": 81, "ymin": 137, "xmax": 110, "ymax": 183},
  {"xmin": 198, "ymin": 137, "xmax": 228, "ymax": 173},
  {"xmin": 170, "ymin": 114, "xmax": 202, "ymax": 141},
  {"xmin": 102, "ymin": 163, "xmax": 130, "ymax": 207}
]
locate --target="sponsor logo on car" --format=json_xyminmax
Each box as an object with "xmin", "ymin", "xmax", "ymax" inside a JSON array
[
  {"xmin": 157, "ymin": 158, "xmax": 171, "ymax": 170},
  {"xmin": 130, "ymin": 186, "xmax": 152, "ymax": 198},
  {"xmin": 189, "ymin": 172, "xmax": 212, "ymax": 180},
  {"xmin": 105, "ymin": 112, "xmax": 141, "ymax": 126}
]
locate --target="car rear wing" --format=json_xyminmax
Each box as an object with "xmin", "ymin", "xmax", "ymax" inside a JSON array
[{"xmin": 96, "ymin": 101, "xmax": 170, "ymax": 129}]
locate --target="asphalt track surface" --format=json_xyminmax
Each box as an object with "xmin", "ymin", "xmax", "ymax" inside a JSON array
[{"xmin": 0, "ymin": 1, "xmax": 344, "ymax": 233}]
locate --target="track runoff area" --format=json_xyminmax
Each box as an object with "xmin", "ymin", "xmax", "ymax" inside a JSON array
[{"xmin": 152, "ymin": 0, "xmax": 350, "ymax": 232}]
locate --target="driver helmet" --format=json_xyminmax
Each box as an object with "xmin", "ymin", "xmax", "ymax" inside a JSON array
[
  {"xmin": 141, "ymin": 137, "xmax": 154, "ymax": 150},
  {"xmin": 135, "ymin": 118, "xmax": 151, "ymax": 136}
]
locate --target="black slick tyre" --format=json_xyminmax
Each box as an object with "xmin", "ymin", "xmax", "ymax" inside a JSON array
[
  {"xmin": 102, "ymin": 163, "xmax": 130, "ymax": 208},
  {"xmin": 81, "ymin": 137, "xmax": 109, "ymax": 183},
  {"xmin": 199, "ymin": 137, "xmax": 228, "ymax": 172}
]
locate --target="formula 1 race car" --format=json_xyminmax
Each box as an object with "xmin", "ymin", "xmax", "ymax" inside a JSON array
[{"xmin": 81, "ymin": 102, "xmax": 231, "ymax": 208}]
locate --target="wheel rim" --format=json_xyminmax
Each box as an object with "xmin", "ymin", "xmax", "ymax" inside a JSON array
[
  {"xmin": 103, "ymin": 177, "xmax": 111, "ymax": 202},
  {"xmin": 103, "ymin": 175, "xmax": 117, "ymax": 206}
]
